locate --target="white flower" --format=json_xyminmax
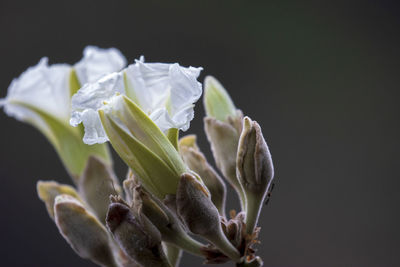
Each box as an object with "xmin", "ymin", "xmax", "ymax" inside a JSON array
[
  {"xmin": 0, "ymin": 46, "xmax": 127, "ymax": 176},
  {"xmin": 70, "ymin": 57, "xmax": 203, "ymax": 145},
  {"xmin": 1, "ymin": 46, "xmax": 127, "ymax": 132}
]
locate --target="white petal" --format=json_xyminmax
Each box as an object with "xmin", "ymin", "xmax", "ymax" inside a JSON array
[
  {"xmin": 70, "ymin": 72, "xmax": 125, "ymax": 144},
  {"xmin": 71, "ymin": 57, "xmax": 203, "ymax": 144},
  {"xmin": 168, "ymin": 64, "xmax": 202, "ymax": 130},
  {"xmin": 1, "ymin": 57, "xmax": 71, "ymax": 124},
  {"xmin": 74, "ymin": 46, "xmax": 127, "ymax": 85}
]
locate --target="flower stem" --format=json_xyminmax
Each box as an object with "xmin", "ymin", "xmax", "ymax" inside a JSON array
[{"xmin": 245, "ymin": 193, "xmax": 264, "ymax": 235}]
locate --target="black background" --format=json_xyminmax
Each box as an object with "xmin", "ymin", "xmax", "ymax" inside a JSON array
[{"xmin": 0, "ymin": 0, "xmax": 399, "ymax": 266}]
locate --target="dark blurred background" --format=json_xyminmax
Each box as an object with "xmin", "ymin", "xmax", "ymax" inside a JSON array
[{"xmin": 0, "ymin": 0, "xmax": 399, "ymax": 266}]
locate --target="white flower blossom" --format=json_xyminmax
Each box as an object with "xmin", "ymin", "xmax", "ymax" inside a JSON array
[
  {"xmin": 0, "ymin": 46, "xmax": 127, "ymax": 176},
  {"xmin": 70, "ymin": 57, "xmax": 203, "ymax": 145},
  {"xmin": 0, "ymin": 46, "xmax": 127, "ymax": 133}
]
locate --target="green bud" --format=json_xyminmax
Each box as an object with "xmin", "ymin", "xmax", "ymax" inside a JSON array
[
  {"xmin": 54, "ymin": 195, "xmax": 117, "ymax": 267},
  {"xmin": 176, "ymin": 173, "xmax": 241, "ymax": 262},
  {"xmin": 237, "ymin": 116, "xmax": 274, "ymax": 235},
  {"xmin": 106, "ymin": 199, "xmax": 171, "ymax": 267},
  {"xmin": 178, "ymin": 135, "xmax": 227, "ymax": 216},
  {"xmin": 98, "ymin": 96, "xmax": 188, "ymax": 199},
  {"xmin": 78, "ymin": 155, "xmax": 122, "ymax": 223},
  {"xmin": 37, "ymin": 180, "xmax": 82, "ymax": 219},
  {"xmin": 99, "ymin": 110, "xmax": 178, "ymax": 199},
  {"xmin": 203, "ymin": 76, "xmax": 236, "ymax": 122},
  {"xmin": 204, "ymin": 114, "xmax": 247, "ymax": 210}
]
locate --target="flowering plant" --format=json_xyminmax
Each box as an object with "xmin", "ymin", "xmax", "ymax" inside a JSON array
[{"xmin": 1, "ymin": 47, "xmax": 275, "ymax": 267}]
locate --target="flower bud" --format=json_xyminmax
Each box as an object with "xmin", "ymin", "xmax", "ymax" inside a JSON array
[
  {"xmin": 106, "ymin": 199, "xmax": 171, "ymax": 267},
  {"xmin": 203, "ymin": 76, "xmax": 237, "ymax": 122},
  {"xmin": 78, "ymin": 155, "xmax": 121, "ymax": 223},
  {"xmin": 125, "ymin": 182, "xmax": 205, "ymax": 257},
  {"xmin": 54, "ymin": 195, "xmax": 117, "ymax": 267},
  {"xmin": 98, "ymin": 95, "xmax": 188, "ymax": 199},
  {"xmin": 176, "ymin": 173, "xmax": 241, "ymax": 262},
  {"xmin": 37, "ymin": 180, "xmax": 82, "ymax": 219},
  {"xmin": 236, "ymin": 116, "xmax": 274, "ymax": 234},
  {"xmin": 204, "ymin": 114, "xmax": 246, "ymax": 210},
  {"xmin": 178, "ymin": 135, "xmax": 227, "ymax": 216},
  {"xmin": 237, "ymin": 117, "xmax": 274, "ymax": 194}
]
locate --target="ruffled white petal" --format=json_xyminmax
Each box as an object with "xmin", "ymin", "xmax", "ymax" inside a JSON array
[
  {"xmin": 0, "ymin": 46, "xmax": 127, "ymax": 137},
  {"xmin": 70, "ymin": 72, "xmax": 125, "ymax": 144},
  {"xmin": 71, "ymin": 58, "xmax": 203, "ymax": 145},
  {"xmin": 74, "ymin": 46, "xmax": 127, "ymax": 85},
  {"xmin": 1, "ymin": 58, "xmax": 71, "ymax": 123}
]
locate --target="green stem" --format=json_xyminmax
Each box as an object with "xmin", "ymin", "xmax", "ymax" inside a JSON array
[{"xmin": 245, "ymin": 193, "xmax": 264, "ymax": 235}]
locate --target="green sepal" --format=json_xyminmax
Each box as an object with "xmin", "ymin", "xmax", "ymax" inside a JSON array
[
  {"xmin": 166, "ymin": 128, "xmax": 179, "ymax": 150},
  {"xmin": 203, "ymin": 76, "xmax": 236, "ymax": 122},
  {"xmin": 119, "ymin": 96, "xmax": 186, "ymax": 174},
  {"xmin": 99, "ymin": 110, "xmax": 180, "ymax": 199}
]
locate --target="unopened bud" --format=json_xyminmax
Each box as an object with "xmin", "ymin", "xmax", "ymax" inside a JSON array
[
  {"xmin": 236, "ymin": 116, "xmax": 274, "ymax": 235},
  {"xmin": 204, "ymin": 114, "xmax": 246, "ymax": 210},
  {"xmin": 203, "ymin": 76, "xmax": 237, "ymax": 122},
  {"xmin": 127, "ymin": 184, "xmax": 205, "ymax": 257},
  {"xmin": 237, "ymin": 117, "xmax": 274, "ymax": 195},
  {"xmin": 37, "ymin": 180, "xmax": 82, "ymax": 219},
  {"xmin": 54, "ymin": 195, "xmax": 117, "ymax": 267},
  {"xmin": 178, "ymin": 135, "xmax": 227, "ymax": 216},
  {"xmin": 79, "ymin": 156, "xmax": 121, "ymax": 223},
  {"xmin": 106, "ymin": 200, "xmax": 171, "ymax": 267},
  {"xmin": 176, "ymin": 173, "xmax": 241, "ymax": 262}
]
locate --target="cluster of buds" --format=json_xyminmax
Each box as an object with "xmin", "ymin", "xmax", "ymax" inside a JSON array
[{"xmin": 1, "ymin": 47, "xmax": 275, "ymax": 267}]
